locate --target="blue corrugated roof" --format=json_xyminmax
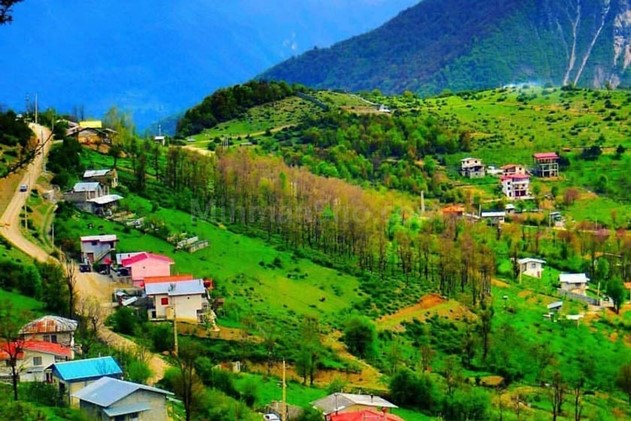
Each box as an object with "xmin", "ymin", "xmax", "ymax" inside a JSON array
[{"xmin": 52, "ymin": 356, "xmax": 122, "ymax": 382}]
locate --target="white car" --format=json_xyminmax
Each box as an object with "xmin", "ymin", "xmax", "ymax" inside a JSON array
[
  {"xmin": 263, "ymin": 414, "xmax": 280, "ymax": 421},
  {"xmin": 19, "ymin": 184, "xmax": 28, "ymax": 192}
]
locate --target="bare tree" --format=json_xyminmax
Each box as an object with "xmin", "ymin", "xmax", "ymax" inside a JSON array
[
  {"xmin": 76, "ymin": 296, "xmax": 103, "ymax": 355},
  {"xmin": 173, "ymin": 338, "xmax": 204, "ymax": 421},
  {"xmin": 0, "ymin": 301, "xmax": 29, "ymax": 400},
  {"xmin": 550, "ymin": 370, "xmax": 566, "ymax": 421},
  {"xmin": 62, "ymin": 256, "xmax": 78, "ymax": 318},
  {"xmin": 0, "ymin": 0, "xmax": 22, "ymax": 25}
]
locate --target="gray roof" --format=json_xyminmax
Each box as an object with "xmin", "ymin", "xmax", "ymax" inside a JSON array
[
  {"xmin": 547, "ymin": 301, "xmax": 563, "ymax": 309},
  {"xmin": 73, "ymin": 182, "xmax": 101, "ymax": 192},
  {"xmin": 559, "ymin": 273, "xmax": 589, "ymax": 284},
  {"xmin": 84, "ymin": 169, "xmax": 111, "ymax": 178},
  {"xmin": 103, "ymin": 403, "xmax": 152, "ymax": 417},
  {"xmin": 145, "ymin": 279, "xmax": 206, "ymax": 297},
  {"xmin": 518, "ymin": 258, "xmax": 546, "ymax": 265},
  {"xmin": 312, "ymin": 393, "xmax": 397, "ymax": 415},
  {"xmin": 87, "ymin": 194, "xmax": 123, "ymax": 205},
  {"xmin": 72, "ymin": 376, "xmax": 172, "ymax": 407}
]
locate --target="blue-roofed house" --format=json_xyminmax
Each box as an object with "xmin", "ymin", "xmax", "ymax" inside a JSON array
[
  {"xmin": 73, "ymin": 377, "xmax": 173, "ymax": 421},
  {"xmin": 48, "ymin": 356, "xmax": 123, "ymax": 406}
]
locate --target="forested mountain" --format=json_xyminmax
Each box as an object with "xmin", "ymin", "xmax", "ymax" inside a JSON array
[{"xmin": 260, "ymin": 0, "xmax": 631, "ymax": 94}]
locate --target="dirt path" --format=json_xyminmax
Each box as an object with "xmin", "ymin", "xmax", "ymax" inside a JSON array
[{"xmin": 0, "ymin": 126, "xmax": 169, "ymax": 384}]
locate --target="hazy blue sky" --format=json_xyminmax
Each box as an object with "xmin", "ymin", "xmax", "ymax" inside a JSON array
[{"xmin": 0, "ymin": 0, "xmax": 418, "ymax": 128}]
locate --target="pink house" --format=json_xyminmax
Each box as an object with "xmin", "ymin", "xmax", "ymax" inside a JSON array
[{"xmin": 120, "ymin": 252, "xmax": 174, "ymax": 287}]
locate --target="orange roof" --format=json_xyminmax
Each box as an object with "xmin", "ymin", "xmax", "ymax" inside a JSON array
[
  {"xmin": 442, "ymin": 205, "xmax": 465, "ymax": 214},
  {"xmin": 1, "ymin": 340, "xmax": 72, "ymax": 360},
  {"xmin": 143, "ymin": 274, "xmax": 194, "ymax": 284},
  {"xmin": 329, "ymin": 410, "xmax": 404, "ymax": 421},
  {"xmin": 624, "ymin": 282, "xmax": 631, "ymax": 290}
]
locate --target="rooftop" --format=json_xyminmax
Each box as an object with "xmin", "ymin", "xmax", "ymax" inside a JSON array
[
  {"xmin": 517, "ymin": 258, "xmax": 546, "ymax": 264},
  {"xmin": 312, "ymin": 393, "xmax": 397, "ymax": 415},
  {"xmin": 145, "ymin": 279, "xmax": 206, "ymax": 297},
  {"xmin": 72, "ymin": 376, "xmax": 172, "ymax": 408},
  {"xmin": 72, "ymin": 182, "xmax": 102, "ymax": 192},
  {"xmin": 143, "ymin": 274, "xmax": 194, "ymax": 284},
  {"xmin": 52, "ymin": 356, "xmax": 122, "ymax": 382},
  {"xmin": 559, "ymin": 273, "xmax": 590, "ymax": 284},
  {"xmin": 87, "ymin": 194, "xmax": 123, "ymax": 205},
  {"xmin": 20, "ymin": 315, "xmax": 78, "ymax": 335},
  {"xmin": 83, "ymin": 169, "xmax": 112, "ymax": 178},
  {"xmin": 121, "ymin": 252, "xmax": 174, "ymax": 267},
  {"xmin": 329, "ymin": 410, "xmax": 404, "ymax": 421},
  {"xmin": 81, "ymin": 234, "xmax": 118, "ymax": 243},
  {"xmin": 533, "ymin": 152, "xmax": 559, "ymax": 160}
]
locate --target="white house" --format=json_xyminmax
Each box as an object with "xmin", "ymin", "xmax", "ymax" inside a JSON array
[
  {"xmin": 460, "ymin": 157, "xmax": 486, "ymax": 178},
  {"xmin": 80, "ymin": 234, "xmax": 118, "ymax": 264},
  {"xmin": 501, "ymin": 174, "xmax": 531, "ymax": 200},
  {"xmin": 83, "ymin": 169, "xmax": 119, "ymax": 188},
  {"xmin": 480, "ymin": 211, "xmax": 505, "ymax": 225},
  {"xmin": 145, "ymin": 279, "xmax": 208, "ymax": 323},
  {"xmin": 0, "ymin": 340, "xmax": 73, "ymax": 382},
  {"xmin": 518, "ymin": 258, "xmax": 546, "ymax": 278},
  {"xmin": 501, "ymin": 164, "xmax": 528, "ymax": 177},
  {"xmin": 559, "ymin": 273, "xmax": 590, "ymax": 294},
  {"xmin": 64, "ymin": 182, "xmax": 122, "ymax": 214}
]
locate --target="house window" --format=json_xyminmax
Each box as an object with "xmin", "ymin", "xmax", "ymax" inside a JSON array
[
  {"xmin": 161, "ymin": 297, "xmax": 169, "ymax": 306},
  {"xmin": 33, "ymin": 356, "xmax": 42, "ymax": 366},
  {"xmin": 50, "ymin": 334, "xmax": 58, "ymax": 344},
  {"xmin": 129, "ymin": 413, "xmax": 140, "ymax": 421}
]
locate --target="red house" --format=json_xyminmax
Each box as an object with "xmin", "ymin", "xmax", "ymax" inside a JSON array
[{"xmin": 120, "ymin": 252, "xmax": 174, "ymax": 287}]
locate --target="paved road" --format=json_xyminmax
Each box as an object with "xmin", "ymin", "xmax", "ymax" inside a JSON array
[{"xmin": 0, "ymin": 126, "xmax": 168, "ymax": 384}]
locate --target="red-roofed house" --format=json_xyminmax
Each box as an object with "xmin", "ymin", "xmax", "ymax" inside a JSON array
[
  {"xmin": 501, "ymin": 174, "xmax": 531, "ymax": 200},
  {"xmin": 121, "ymin": 252, "xmax": 174, "ymax": 287},
  {"xmin": 0, "ymin": 340, "xmax": 73, "ymax": 382},
  {"xmin": 533, "ymin": 152, "xmax": 559, "ymax": 177},
  {"xmin": 143, "ymin": 274, "xmax": 194, "ymax": 285},
  {"xmin": 328, "ymin": 410, "xmax": 404, "ymax": 421},
  {"xmin": 501, "ymin": 164, "xmax": 527, "ymax": 177}
]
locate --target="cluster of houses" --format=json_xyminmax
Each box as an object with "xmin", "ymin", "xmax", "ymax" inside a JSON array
[
  {"xmin": 0, "ymin": 315, "xmax": 173, "ymax": 420},
  {"xmin": 460, "ymin": 152, "xmax": 560, "ymax": 201},
  {"xmin": 63, "ymin": 168, "xmax": 122, "ymax": 215},
  {"xmin": 80, "ymin": 234, "xmax": 216, "ymax": 325}
]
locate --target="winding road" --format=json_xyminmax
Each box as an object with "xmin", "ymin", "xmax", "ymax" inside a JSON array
[{"xmin": 0, "ymin": 124, "xmax": 168, "ymax": 384}]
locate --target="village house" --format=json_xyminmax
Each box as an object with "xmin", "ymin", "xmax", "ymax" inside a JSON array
[
  {"xmin": 120, "ymin": 252, "xmax": 175, "ymax": 287},
  {"xmin": 501, "ymin": 164, "xmax": 528, "ymax": 177},
  {"xmin": 559, "ymin": 273, "xmax": 590, "ymax": 295},
  {"xmin": 0, "ymin": 340, "xmax": 73, "ymax": 382},
  {"xmin": 501, "ymin": 174, "xmax": 531, "ymax": 200},
  {"xmin": 69, "ymin": 120, "xmax": 117, "ymax": 145},
  {"xmin": 19, "ymin": 315, "xmax": 78, "ymax": 348},
  {"xmin": 63, "ymin": 182, "xmax": 123, "ymax": 214},
  {"xmin": 145, "ymin": 278, "xmax": 208, "ymax": 323},
  {"xmin": 80, "ymin": 234, "xmax": 118, "ymax": 264},
  {"xmin": 328, "ymin": 410, "xmax": 404, "ymax": 421},
  {"xmin": 143, "ymin": 274, "xmax": 195, "ymax": 288},
  {"xmin": 442, "ymin": 204, "xmax": 465, "ymax": 218},
  {"xmin": 48, "ymin": 356, "xmax": 123, "ymax": 406},
  {"xmin": 480, "ymin": 211, "xmax": 506, "ymax": 225},
  {"xmin": 73, "ymin": 376, "xmax": 173, "ymax": 421},
  {"xmin": 83, "ymin": 168, "xmax": 119, "ymax": 188},
  {"xmin": 460, "ymin": 157, "xmax": 486, "ymax": 178},
  {"xmin": 518, "ymin": 257, "xmax": 546, "ymax": 278},
  {"xmin": 312, "ymin": 393, "xmax": 398, "ymax": 418},
  {"xmin": 533, "ymin": 152, "xmax": 559, "ymax": 177}
]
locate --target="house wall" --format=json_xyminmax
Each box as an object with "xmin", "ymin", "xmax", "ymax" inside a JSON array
[
  {"xmin": 79, "ymin": 401, "xmax": 110, "ymax": 421},
  {"xmin": 81, "ymin": 242, "xmax": 115, "ymax": 263},
  {"xmin": 335, "ymin": 404, "xmax": 392, "ymax": 415},
  {"xmin": 520, "ymin": 262, "xmax": 543, "ymax": 278},
  {"xmin": 23, "ymin": 332, "xmax": 74, "ymax": 347},
  {"xmin": 129, "ymin": 259, "xmax": 172, "ymax": 284},
  {"xmin": 111, "ymin": 390, "xmax": 169, "ymax": 421},
  {"xmin": 149, "ymin": 294, "xmax": 203, "ymax": 322},
  {"xmin": 560, "ymin": 282, "xmax": 586, "ymax": 294}
]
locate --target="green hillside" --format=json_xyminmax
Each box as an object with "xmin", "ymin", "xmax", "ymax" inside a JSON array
[{"xmin": 261, "ymin": 0, "xmax": 631, "ymax": 95}]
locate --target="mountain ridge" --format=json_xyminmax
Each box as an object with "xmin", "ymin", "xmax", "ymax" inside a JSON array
[{"xmin": 260, "ymin": 0, "xmax": 631, "ymax": 95}]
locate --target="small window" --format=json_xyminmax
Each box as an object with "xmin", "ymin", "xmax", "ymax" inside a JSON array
[
  {"xmin": 33, "ymin": 356, "xmax": 42, "ymax": 366},
  {"xmin": 50, "ymin": 334, "xmax": 58, "ymax": 344},
  {"xmin": 160, "ymin": 297, "xmax": 169, "ymax": 306},
  {"xmin": 43, "ymin": 335, "xmax": 50, "ymax": 342}
]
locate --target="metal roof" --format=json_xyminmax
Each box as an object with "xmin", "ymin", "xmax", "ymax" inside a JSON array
[
  {"xmin": 559, "ymin": 273, "xmax": 590, "ymax": 284},
  {"xmin": 81, "ymin": 234, "xmax": 118, "ymax": 243},
  {"xmin": 72, "ymin": 376, "xmax": 172, "ymax": 408},
  {"xmin": 87, "ymin": 194, "xmax": 123, "ymax": 205},
  {"xmin": 83, "ymin": 169, "xmax": 112, "ymax": 178},
  {"xmin": 121, "ymin": 252, "xmax": 174, "ymax": 267},
  {"xmin": 547, "ymin": 301, "xmax": 563, "ymax": 309},
  {"xmin": 20, "ymin": 315, "xmax": 78, "ymax": 335},
  {"xmin": 145, "ymin": 279, "xmax": 206, "ymax": 297},
  {"xmin": 73, "ymin": 182, "xmax": 101, "ymax": 192},
  {"xmin": 52, "ymin": 356, "xmax": 122, "ymax": 382},
  {"xmin": 103, "ymin": 403, "xmax": 152, "ymax": 417},
  {"xmin": 481, "ymin": 211, "xmax": 505, "ymax": 218},
  {"xmin": 517, "ymin": 258, "xmax": 546, "ymax": 264},
  {"xmin": 312, "ymin": 393, "xmax": 397, "ymax": 415}
]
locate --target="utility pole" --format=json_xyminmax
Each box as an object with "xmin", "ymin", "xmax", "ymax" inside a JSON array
[
  {"xmin": 172, "ymin": 299, "xmax": 179, "ymax": 356},
  {"xmin": 34, "ymin": 93, "xmax": 38, "ymax": 125},
  {"xmin": 281, "ymin": 359, "xmax": 287, "ymax": 421}
]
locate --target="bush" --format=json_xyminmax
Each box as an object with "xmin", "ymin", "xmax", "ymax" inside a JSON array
[
  {"xmin": 342, "ymin": 316, "xmax": 376, "ymax": 359},
  {"xmin": 108, "ymin": 307, "xmax": 140, "ymax": 335},
  {"xmin": 126, "ymin": 360, "xmax": 152, "ymax": 384}
]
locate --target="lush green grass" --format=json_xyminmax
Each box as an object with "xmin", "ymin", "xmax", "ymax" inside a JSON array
[
  {"xmin": 57, "ymin": 196, "xmax": 363, "ymax": 327},
  {"xmin": 0, "ymin": 288, "xmax": 44, "ymax": 313}
]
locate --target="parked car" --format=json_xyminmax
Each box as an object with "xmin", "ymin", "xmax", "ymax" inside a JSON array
[
  {"xmin": 19, "ymin": 184, "xmax": 28, "ymax": 192},
  {"xmin": 263, "ymin": 414, "xmax": 280, "ymax": 421}
]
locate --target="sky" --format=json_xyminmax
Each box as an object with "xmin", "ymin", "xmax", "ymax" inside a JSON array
[{"xmin": 0, "ymin": 0, "xmax": 418, "ymax": 130}]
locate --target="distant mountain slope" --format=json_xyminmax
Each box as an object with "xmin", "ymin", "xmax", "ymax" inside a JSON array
[
  {"xmin": 0, "ymin": 0, "xmax": 417, "ymax": 130},
  {"xmin": 260, "ymin": 0, "xmax": 631, "ymax": 94}
]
